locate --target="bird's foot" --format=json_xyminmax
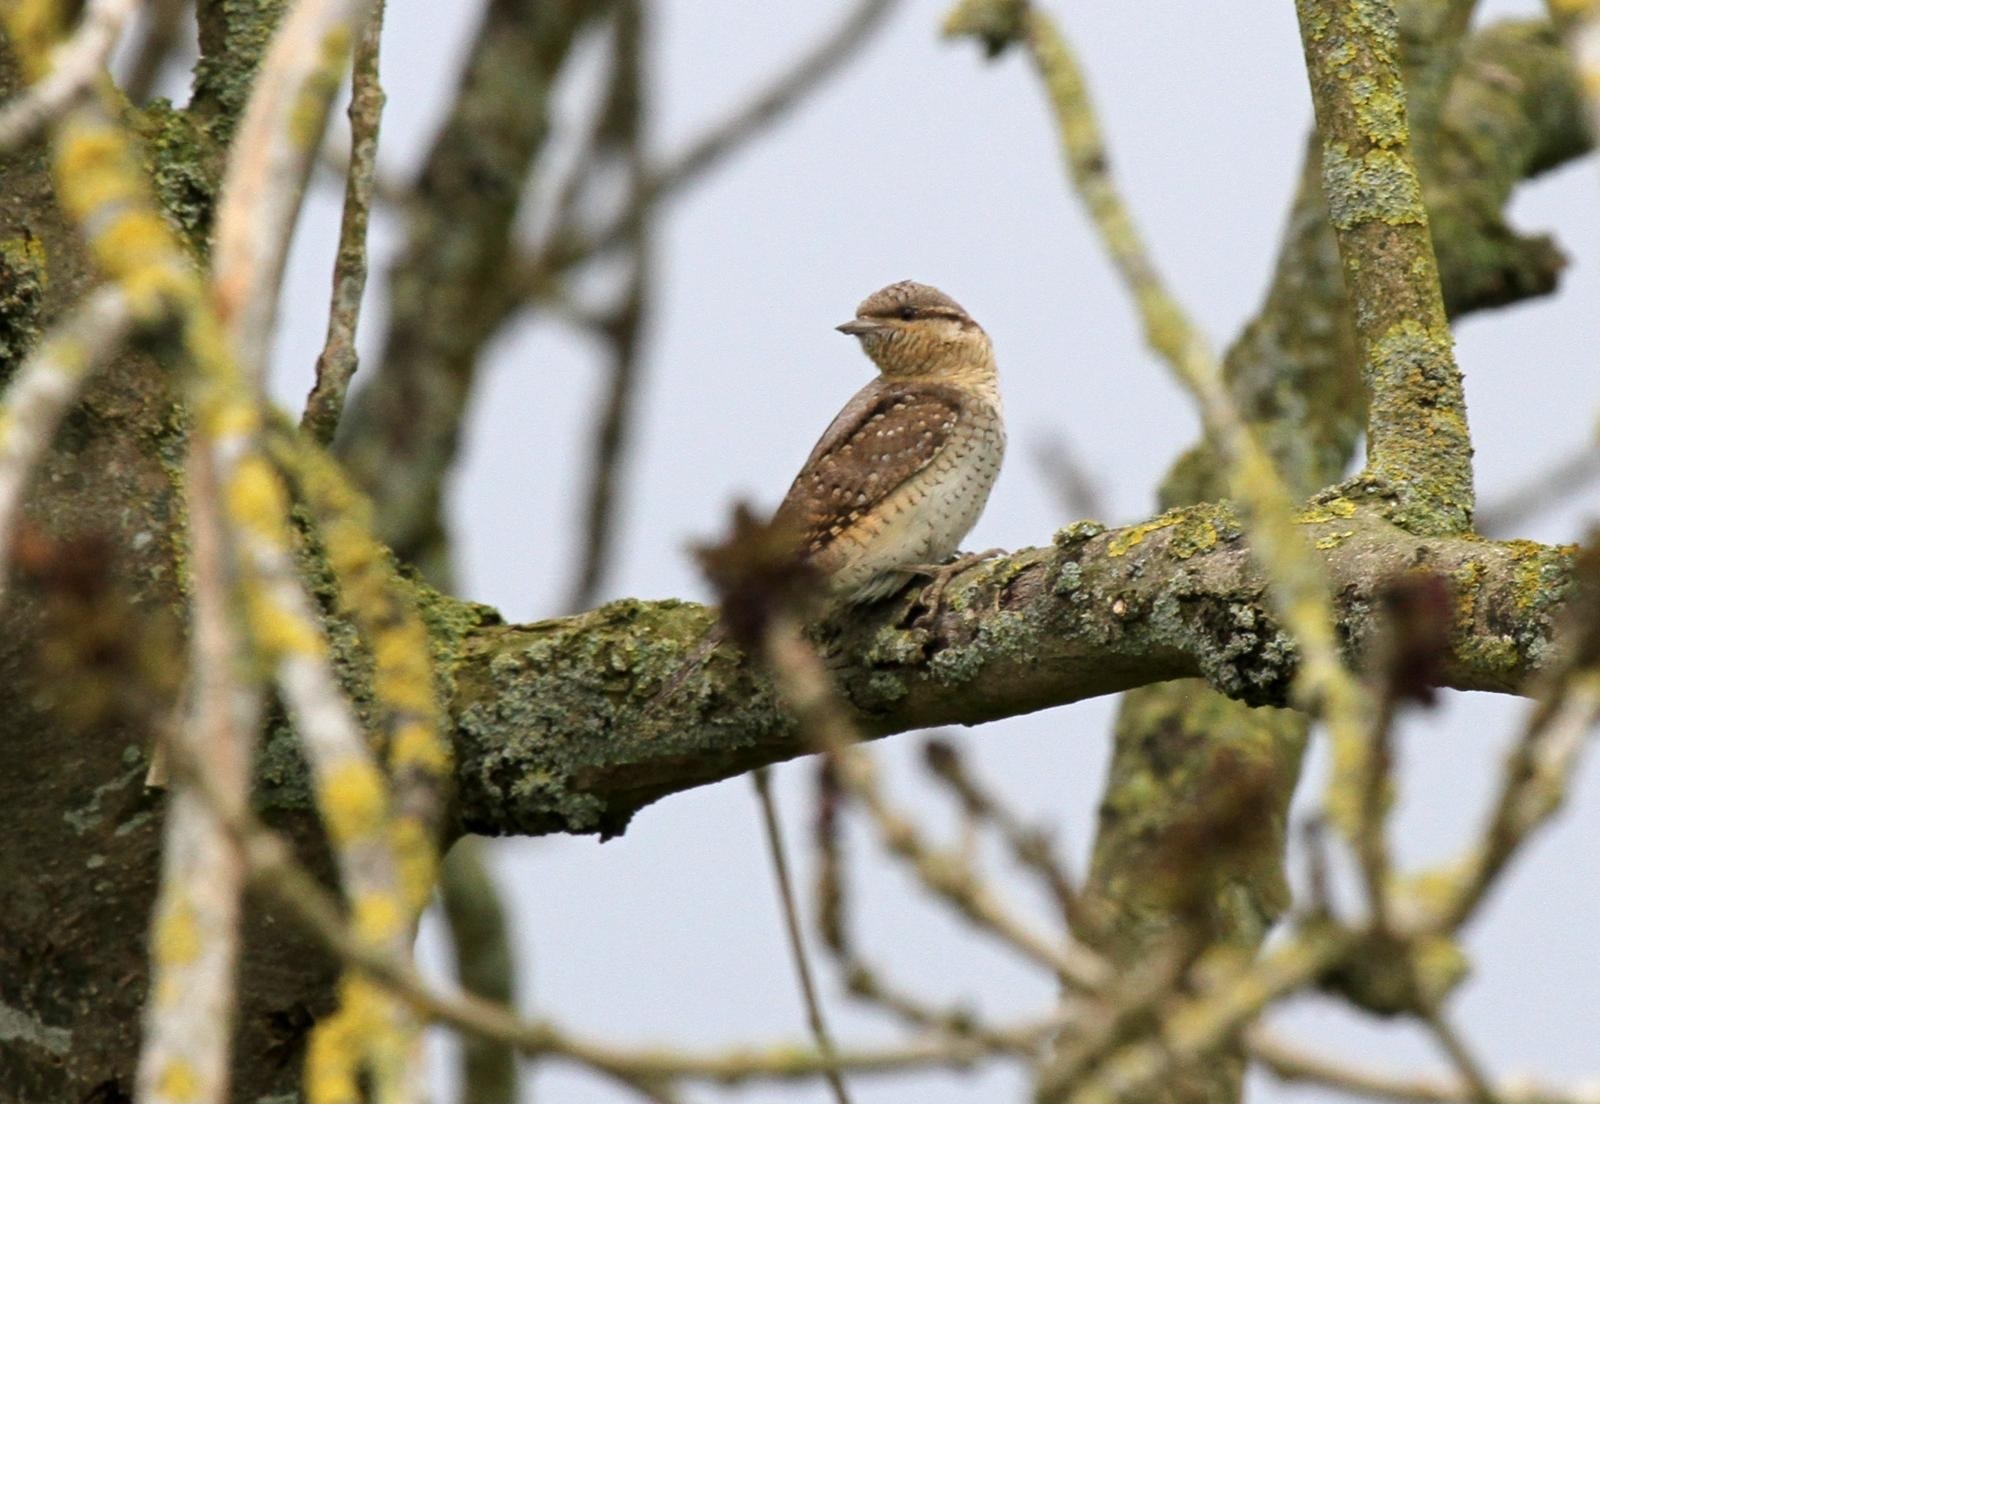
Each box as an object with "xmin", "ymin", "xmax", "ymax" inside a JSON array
[{"xmin": 899, "ymin": 549, "xmax": 1007, "ymax": 638}]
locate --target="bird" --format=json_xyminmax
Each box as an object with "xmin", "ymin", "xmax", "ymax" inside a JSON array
[
  {"xmin": 785, "ymin": 278, "xmax": 1007, "ymax": 611},
  {"xmin": 654, "ymin": 279, "xmax": 1006, "ymax": 709}
]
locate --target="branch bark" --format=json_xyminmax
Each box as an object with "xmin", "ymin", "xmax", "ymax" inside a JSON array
[{"xmin": 438, "ymin": 506, "xmax": 1578, "ymax": 840}]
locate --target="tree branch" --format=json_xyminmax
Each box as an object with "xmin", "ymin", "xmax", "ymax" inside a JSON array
[{"xmin": 438, "ymin": 503, "xmax": 1580, "ymax": 839}]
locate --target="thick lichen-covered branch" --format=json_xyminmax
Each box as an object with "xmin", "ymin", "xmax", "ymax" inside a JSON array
[
  {"xmin": 437, "ymin": 503, "xmax": 1579, "ymax": 840},
  {"xmin": 1296, "ymin": 0, "xmax": 1475, "ymax": 535}
]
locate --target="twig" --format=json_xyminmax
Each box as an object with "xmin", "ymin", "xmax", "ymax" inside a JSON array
[
  {"xmin": 0, "ymin": 18, "xmax": 271, "ymax": 1103},
  {"xmin": 813, "ymin": 757, "xmax": 1055, "ymax": 1061},
  {"xmin": 561, "ymin": 0, "xmax": 651, "ymax": 614},
  {"xmin": 204, "ymin": 8, "xmax": 429, "ymax": 1099},
  {"xmin": 137, "ymin": 426, "xmax": 261, "ymax": 1103},
  {"xmin": 301, "ymin": 0, "xmax": 386, "ymax": 445},
  {"xmin": 1438, "ymin": 552, "xmax": 1599, "ymax": 930},
  {"xmin": 1064, "ymin": 924, "xmax": 1352, "ymax": 1103},
  {"xmin": 763, "ymin": 616, "xmax": 1114, "ymax": 998},
  {"xmin": 159, "ymin": 728, "xmax": 1015, "ymax": 1101},
  {"xmin": 0, "ymin": 284, "xmax": 135, "ymax": 595},
  {"xmin": 117, "ymin": 0, "xmax": 190, "ymax": 103},
  {"xmin": 1419, "ymin": 1009, "xmax": 1499, "ymax": 1103},
  {"xmin": 264, "ymin": 425, "xmax": 451, "ymax": 891},
  {"xmin": 1476, "ymin": 433, "xmax": 1599, "ymax": 537},
  {"xmin": 439, "ymin": 835, "xmax": 521, "ymax": 1103},
  {"xmin": 1031, "ymin": 432, "xmax": 1107, "ymax": 523},
  {"xmin": 208, "ymin": 0, "xmax": 361, "ymax": 390},
  {"xmin": 1245, "ymin": 1028, "xmax": 1590, "ymax": 1103},
  {"xmin": 1358, "ymin": 692, "xmax": 1399, "ymax": 933},
  {"xmin": 753, "ymin": 765, "xmax": 850, "ymax": 1102},
  {"xmin": 918, "ymin": 738, "xmax": 1081, "ymax": 928},
  {"xmin": 0, "ymin": 0, "xmax": 141, "ymax": 153},
  {"xmin": 544, "ymin": 0, "xmax": 900, "ymax": 275}
]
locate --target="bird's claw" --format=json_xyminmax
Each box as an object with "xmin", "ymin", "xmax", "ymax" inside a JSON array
[{"xmin": 900, "ymin": 549, "xmax": 1007, "ymax": 638}]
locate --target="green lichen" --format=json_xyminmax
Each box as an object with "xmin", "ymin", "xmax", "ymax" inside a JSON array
[
  {"xmin": 130, "ymin": 101, "xmax": 219, "ymax": 251},
  {"xmin": 1052, "ymin": 519, "xmax": 1105, "ymax": 548},
  {"xmin": 0, "ymin": 232, "xmax": 46, "ymax": 388},
  {"xmin": 191, "ymin": 0, "xmax": 292, "ymax": 142},
  {"xmin": 1320, "ymin": 142, "xmax": 1427, "ymax": 231}
]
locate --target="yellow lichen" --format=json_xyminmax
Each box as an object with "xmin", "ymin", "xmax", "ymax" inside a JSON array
[
  {"xmin": 152, "ymin": 1058, "xmax": 201, "ymax": 1103},
  {"xmin": 317, "ymin": 756, "xmax": 389, "ymax": 846}
]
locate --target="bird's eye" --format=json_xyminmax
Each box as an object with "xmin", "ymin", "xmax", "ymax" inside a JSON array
[{"xmin": 897, "ymin": 305, "xmax": 919, "ymax": 321}]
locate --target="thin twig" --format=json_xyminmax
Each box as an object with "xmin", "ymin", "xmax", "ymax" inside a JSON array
[
  {"xmin": 204, "ymin": 3, "xmax": 428, "ymax": 1099},
  {"xmin": 1438, "ymin": 554, "xmax": 1599, "ymax": 930},
  {"xmin": 1065, "ymin": 925, "xmax": 1352, "ymax": 1103},
  {"xmin": 1245, "ymin": 1028, "xmax": 1590, "ymax": 1103},
  {"xmin": 813, "ymin": 756, "xmax": 1056, "ymax": 1062},
  {"xmin": 544, "ymin": 0, "xmax": 900, "ymax": 275},
  {"xmin": 158, "ymin": 728, "xmax": 1013, "ymax": 1101},
  {"xmin": 208, "ymin": 0, "xmax": 361, "ymax": 389},
  {"xmin": 0, "ymin": 284, "xmax": 135, "ymax": 594},
  {"xmin": 1419, "ymin": 1010, "xmax": 1499, "ymax": 1103},
  {"xmin": 1031, "ymin": 432, "xmax": 1107, "ymax": 523},
  {"xmin": 301, "ymin": 0, "xmax": 386, "ymax": 444},
  {"xmin": 1476, "ymin": 434, "xmax": 1599, "ymax": 537},
  {"xmin": 560, "ymin": 0, "xmax": 651, "ymax": 614},
  {"xmin": 919, "ymin": 738, "xmax": 1081, "ymax": 928},
  {"xmin": 754, "ymin": 765, "xmax": 850, "ymax": 1102},
  {"xmin": 117, "ymin": 0, "xmax": 190, "ymax": 103},
  {"xmin": 137, "ymin": 429, "xmax": 261, "ymax": 1103},
  {"xmin": 763, "ymin": 616, "xmax": 1114, "ymax": 998},
  {"xmin": 0, "ymin": 0, "xmax": 141, "ymax": 153},
  {"xmin": 440, "ymin": 835, "xmax": 521, "ymax": 1103}
]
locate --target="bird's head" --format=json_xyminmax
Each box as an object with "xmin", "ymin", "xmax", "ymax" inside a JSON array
[{"xmin": 838, "ymin": 281, "xmax": 994, "ymax": 380}]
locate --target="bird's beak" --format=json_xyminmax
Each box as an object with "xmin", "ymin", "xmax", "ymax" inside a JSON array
[{"xmin": 835, "ymin": 319, "xmax": 880, "ymax": 337}]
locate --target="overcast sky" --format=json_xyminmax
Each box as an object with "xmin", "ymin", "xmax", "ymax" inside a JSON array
[{"xmin": 258, "ymin": 0, "xmax": 1599, "ymax": 1102}]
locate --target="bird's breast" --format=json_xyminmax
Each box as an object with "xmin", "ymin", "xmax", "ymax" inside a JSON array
[{"xmin": 823, "ymin": 402, "xmax": 1005, "ymax": 603}]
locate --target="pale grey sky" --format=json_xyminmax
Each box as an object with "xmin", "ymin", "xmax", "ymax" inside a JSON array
[{"xmin": 261, "ymin": 0, "xmax": 1598, "ymax": 1102}]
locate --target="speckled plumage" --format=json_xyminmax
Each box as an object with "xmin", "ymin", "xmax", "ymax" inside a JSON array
[{"xmin": 773, "ymin": 280, "xmax": 1005, "ymax": 605}]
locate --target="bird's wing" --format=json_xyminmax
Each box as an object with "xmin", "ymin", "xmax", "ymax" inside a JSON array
[{"xmin": 773, "ymin": 379, "xmax": 970, "ymax": 559}]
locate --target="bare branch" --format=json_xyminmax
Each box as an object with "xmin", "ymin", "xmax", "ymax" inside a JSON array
[
  {"xmin": 301, "ymin": 0, "xmax": 386, "ymax": 445},
  {"xmin": 560, "ymin": 0, "xmax": 651, "ymax": 614},
  {"xmin": 446, "ymin": 511, "xmax": 1581, "ymax": 840},
  {"xmin": 0, "ymin": 0, "xmax": 141, "ymax": 153},
  {"xmin": 1476, "ymin": 432, "xmax": 1598, "ymax": 537},
  {"xmin": 753, "ymin": 765, "xmax": 850, "ymax": 1103},
  {"xmin": 0, "ymin": 284, "xmax": 134, "ymax": 593},
  {"xmin": 759, "ymin": 615, "xmax": 1115, "ymax": 999},
  {"xmin": 1246, "ymin": 1029, "xmax": 1591, "ymax": 1103},
  {"xmin": 208, "ymin": 0, "xmax": 361, "ymax": 390},
  {"xmin": 117, "ymin": 0, "xmax": 191, "ymax": 103},
  {"xmin": 547, "ymin": 0, "xmax": 900, "ymax": 274}
]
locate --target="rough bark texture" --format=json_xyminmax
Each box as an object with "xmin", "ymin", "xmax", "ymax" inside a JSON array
[
  {"xmin": 1, "ymin": 19, "xmax": 338, "ymax": 1102},
  {"xmin": 437, "ymin": 509, "xmax": 1575, "ymax": 841}
]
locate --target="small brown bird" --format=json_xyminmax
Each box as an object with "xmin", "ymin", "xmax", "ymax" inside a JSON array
[
  {"xmin": 784, "ymin": 279, "xmax": 1006, "ymax": 610},
  {"xmin": 655, "ymin": 281, "xmax": 1005, "ymax": 707}
]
